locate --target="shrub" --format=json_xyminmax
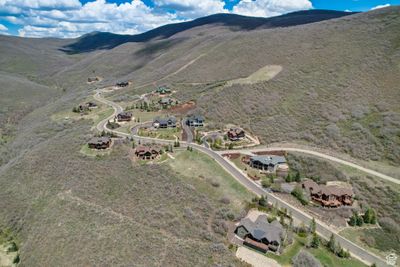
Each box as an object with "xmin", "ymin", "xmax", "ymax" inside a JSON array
[
  {"xmin": 7, "ymin": 241, "xmax": 18, "ymax": 252},
  {"xmin": 292, "ymin": 250, "xmax": 322, "ymax": 267},
  {"xmin": 291, "ymin": 186, "xmax": 308, "ymax": 205}
]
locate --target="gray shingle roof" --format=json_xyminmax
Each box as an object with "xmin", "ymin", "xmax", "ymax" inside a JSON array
[
  {"xmin": 250, "ymin": 155, "xmax": 286, "ymax": 166},
  {"xmin": 239, "ymin": 214, "xmax": 283, "ymax": 244}
]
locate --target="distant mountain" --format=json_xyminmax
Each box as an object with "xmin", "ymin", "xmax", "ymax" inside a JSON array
[{"xmin": 62, "ymin": 10, "xmax": 356, "ymax": 53}]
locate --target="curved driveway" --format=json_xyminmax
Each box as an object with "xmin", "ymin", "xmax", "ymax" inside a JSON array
[{"xmin": 94, "ymin": 89, "xmax": 390, "ymax": 267}]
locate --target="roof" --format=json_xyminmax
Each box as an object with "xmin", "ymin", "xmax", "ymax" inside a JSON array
[
  {"xmin": 239, "ymin": 214, "xmax": 283, "ymax": 244},
  {"xmin": 250, "ymin": 155, "xmax": 286, "ymax": 166},
  {"xmin": 117, "ymin": 111, "xmax": 132, "ymax": 117},
  {"xmin": 302, "ymin": 179, "xmax": 354, "ymax": 197},
  {"xmin": 159, "ymin": 97, "xmax": 172, "ymax": 104},
  {"xmin": 135, "ymin": 145, "xmax": 161, "ymax": 154},
  {"xmin": 88, "ymin": 136, "xmax": 111, "ymax": 145},
  {"xmin": 154, "ymin": 116, "xmax": 177, "ymax": 124},
  {"xmin": 187, "ymin": 114, "xmax": 204, "ymax": 121}
]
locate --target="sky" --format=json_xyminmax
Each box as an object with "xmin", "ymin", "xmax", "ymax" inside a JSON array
[{"xmin": 0, "ymin": 0, "xmax": 398, "ymax": 38}]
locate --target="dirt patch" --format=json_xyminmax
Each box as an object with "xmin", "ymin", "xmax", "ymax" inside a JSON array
[
  {"xmin": 226, "ymin": 65, "xmax": 282, "ymax": 87},
  {"xmin": 167, "ymin": 100, "xmax": 196, "ymax": 115},
  {"xmin": 252, "ymin": 150, "xmax": 287, "ymax": 156}
]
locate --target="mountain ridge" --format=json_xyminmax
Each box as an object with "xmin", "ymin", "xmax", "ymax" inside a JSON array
[{"xmin": 61, "ymin": 9, "xmax": 356, "ymax": 53}]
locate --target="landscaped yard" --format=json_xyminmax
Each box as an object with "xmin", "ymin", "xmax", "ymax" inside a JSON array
[
  {"xmin": 138, "ymin": 127, "xmax": 181, "ymax": 140},
  {"xmin": 166, "ymin": 150, "xmax": 254, "ymax": 211},
  {"xmin": 265, "ymin": 236, "xmax": 367, "ymax": 267}
]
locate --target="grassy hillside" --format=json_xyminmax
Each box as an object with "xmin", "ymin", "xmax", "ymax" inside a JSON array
[
  {"xmin": 171, "ymin": 7, "xmax": 400, "ymax": 164},
  {"xmin": 0, "ymin": 7, "xmax": 399, "ymax": 266}
]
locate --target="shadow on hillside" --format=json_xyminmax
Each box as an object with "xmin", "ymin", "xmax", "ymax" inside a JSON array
[{"xmin": 60, "ymin": 10, "xmax": 355, "ymax": 54}]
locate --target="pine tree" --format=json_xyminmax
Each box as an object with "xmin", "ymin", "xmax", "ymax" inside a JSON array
[
  {"xmin": 363, "ymin": 208, "xmax": 377, "ymax": 224},
  {"xmin": 259, "ymin": 195, "xmax": 267, "ymax": 207},
  {"xmin": 328, "ymin": 234, "xmax": 336, "ymax": 253},
  {"xmin": 310, "ymin": 233, "xmax": 320, "ymax": 248},
  {"xmin": 310, "ymin": 218, "xmax": 316, "ymax": 233},
  {"xmin": 294, "ymin": 171, "xmax": 301, "ymax": 182}
]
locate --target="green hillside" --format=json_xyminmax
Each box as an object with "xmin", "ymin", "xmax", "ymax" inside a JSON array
[{"xmin": 0, "ymin": 7, "xmax": 399, "ymax": 267}]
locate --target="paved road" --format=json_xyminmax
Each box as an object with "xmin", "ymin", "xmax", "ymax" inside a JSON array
[
  {"xmin": 217, "ymin": 147, "xmax": 399, "ymax": 185},
  {"xmin": 94, "ymin": 89, "xmax": 390, "ymax": 267}
]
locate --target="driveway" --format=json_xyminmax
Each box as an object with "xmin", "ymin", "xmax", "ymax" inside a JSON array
[{"xmin": 236, "ymin": 246, "xmax": 281, "ymax": 267}]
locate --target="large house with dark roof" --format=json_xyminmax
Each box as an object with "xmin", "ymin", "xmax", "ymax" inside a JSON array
[
  {"xmin": 156, "ymin": 86, "xmax": 171, "ymax": 95},
  {"xmin": 116, "ymin": 81, "xmax": 129, "ymax": 87},
  {"xmin": 235, "ymin": 214, "xmax": 285, "ymax": 253},
  {"xmin": 301, "ymin": 180, "xmax": 354, "ymax": 208},
  {"xmin": 248, "ymin": 155, "xmax": 287, "ymax": 172},
  {"xmin": 153, "ymin": 116, "xmax": 177, "ymax": 128},
  {"xmin": 116, "ymin": 111, "xmax": 132, "ymax": 122},
  {"xmin": 88, "ymin": 137, "xmax": 111, "ymax": 149},
  {"xmin": 227, "ymin": 127, "xmax": 245, "ymax": 141},
  {"xmin": 186, "ymin": 115, "xmax": 204, "ymax": 127},
  {"xmin": 134, "ymin": 145, "xmax": 162, "ymax": 160}
]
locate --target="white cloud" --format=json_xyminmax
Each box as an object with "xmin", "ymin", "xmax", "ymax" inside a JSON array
[
  {"xmin": 233, "ymin": 0, "xmax": 312, "ymax": 17},
  {"xmin": 0, "ymin": 23, "xmax": 8, "ymax": 31},
  {"xmin": 371, "ymin": 3, "xmax": 390, "ymax": 10},
  {"xmin": 1, "ymin": 0, "xmax": 315, "ymax": 38},
  {"xmin": 154, "ymin": 0, "xmax": 228, "ymax": 18},
  {"xmin": 3, "ymin": 0, "xmax": 179, "ymax": 38}
]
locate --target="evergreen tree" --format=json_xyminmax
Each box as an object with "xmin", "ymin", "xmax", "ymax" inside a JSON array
[
  {"xmin": 310, "ymin": 218, "xmax": 316, "ymax": 233},
  {"xmin": 310, "ymin": 233, "xmax": 320, "ymax": 248},
  {"xmin": 349, "ymin": 212, "xmax": 358, "ymax": 226},
  {"xmin": 285, "ymin": 173, "xmax": 292, "ymax": 182},
  {"xmin": 294, "ymin": 171, "xmax": 301, "ymax": 182},
  {"xmin": 259, "ymin": 195, "xmax": 267, "ymax": 207},
  {"xmin": 363, "ymin": 208, "xmax": 377, "ymax": 224},
  {"xmin": 327, "ymin": 234, "xmax": 336, "ymax": 253}
]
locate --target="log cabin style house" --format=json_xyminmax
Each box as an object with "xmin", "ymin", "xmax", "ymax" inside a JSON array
[
  {"xmin": 116, "ymin": 112, "xmax": 133, "ymax": 122},
  {"xmin": 134, "ymin": 145, "xmax": 162, "ymax": 160},
  {"xmin": 227, "ymin": 127, "xmax": 245, "ymax": 141},
  {"xmin": 88, "ymin": 137, "xmax": 112, "ymax": 149},
  {"xmin": 301, "ymin": 180, "xmax": 354, "ymax": 208}
]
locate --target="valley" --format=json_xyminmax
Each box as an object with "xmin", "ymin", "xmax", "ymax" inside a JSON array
[{"xmin": 0, "ymin": 6, "xmax": 399, "ymax": 267}]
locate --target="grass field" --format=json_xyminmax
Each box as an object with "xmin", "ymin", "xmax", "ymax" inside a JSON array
[
  {"xmin": 167, "ymin": 150, "xmax": 254, "ymax": 211},
  {"xmin": 139, "ymin": 127, "xmax": 181, "ymax": 140},
  {"xmin": 79, "ymin": 144, "xmax": 112, "ymax": 157},
  {"xmin": 266, "ymin": 236, "xmax": 367, "ymax": 267}
]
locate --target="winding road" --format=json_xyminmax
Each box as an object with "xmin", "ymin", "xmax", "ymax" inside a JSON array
[{"xmin": 94, "ymin": 88, "xmax": 392, "ymax": 267}]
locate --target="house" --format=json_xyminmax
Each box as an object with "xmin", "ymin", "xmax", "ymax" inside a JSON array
[
  {"xmin": 116, "ymin": 81, "xmax": 129, "ymax": 87},
  {"xmin": 134, "ymin": 145, "xmax": 161, "ymax": 160},
  {"xmin": 88, "ymin": 136, "xmax": 111, "ymax": 149},
  {"xmin": 235, "ymin": 214, "xmax": 284, "ymax": 253},
  {"xmin": 153, "ymin": 116, "xmax": 177, "ymax": 128},
  {"xmin": 186, "ymin": 115, "xmax": 204, "ymax": 127},
  {"xmin": 301, "ymin": 180, "xmax": 354, "ymax": 207},
  {"xmin": 88, "ymin": 77, "xmax": 99, "ymax": 83},
  {"xmin": 85, "ymin": 102, "xmax": 98, "ymax": 109},
  {"xmin": 159, "ymin": 97, "xmax": 174, "ymax": 107},
  {"xmin": 227, "ymin": 127, "xmax": 245, "ymax": 141},
  {"xmin": 249, "ymin": 155, "xmax": 287, "ymax": 172},
  {"xmin": 156, "ymin": 86, "xmax": 171, "ymax": 95},
  {"xmin": 116, "ymin": 111, "xmax": 132, "ymax": 122}
]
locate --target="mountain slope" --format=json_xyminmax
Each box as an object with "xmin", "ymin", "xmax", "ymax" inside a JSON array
[
  {"xmin": 62, "ymin": 10, "xmax": 355, "ymax": 53},
  {"xmin": 0, "ymin": 7, "xmax": 399, "ymax": 267}
]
